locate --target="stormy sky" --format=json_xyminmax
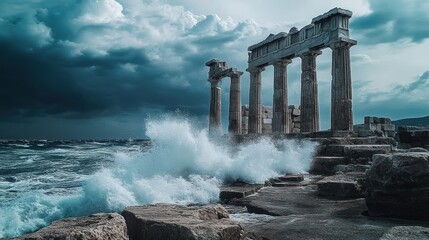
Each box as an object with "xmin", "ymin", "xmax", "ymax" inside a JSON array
[{"xmin": 0, "ymin": 0, "xmax": 428, "ymax": 139}]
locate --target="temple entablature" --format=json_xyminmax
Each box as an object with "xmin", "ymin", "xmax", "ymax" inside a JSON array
[{"xmin": 247, "ymin": 8, "xmax": 356, "ymax": 68}]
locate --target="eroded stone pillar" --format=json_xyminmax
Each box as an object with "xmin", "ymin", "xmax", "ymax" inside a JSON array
[
  {"xmin": 228, "ymin": 71, "xmax": 243, "ymax": 134},
  {"xmin": 331, "ymin": 41, "xmax": 354, "ymax": 131},
  {"xmin": 247, "ymin": 67, "xmax": 264, "ymax": 134},
  {"xmin": 300, "ymin": 50, "xmax": 321, "ymax": 133},
  {"xmin": 272, "ymin": 59, "xmax": 292, "ymax": 133},
  {"xmin": 209, "ymin": 79, "xmax": 221, "ymax": 135}
]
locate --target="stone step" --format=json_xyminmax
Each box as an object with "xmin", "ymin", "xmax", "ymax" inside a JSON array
[
  {"xmin": 343, "ymin": 144, "xmax": 392, "ymax": 159},
  {"xmin": 310, "ymin": 156, "xmax": 349, "ymax": 175},
  {"xmin": 277, "ymin": 174, "xmax": 304, "ymax": 182},
  {"xmin": 322, "ymin": 144, "xmax": 392, "ymax": 158},
  {"xmin": 317, "ymin": 173, "xmax": 364, "ymax": 199},
  {"xmin": 335, "ymin": 164, "xmax": 371, "ymax": 173},
  {"xmin": 321, "ymin": 136, "xmax": 397, "ymax": 146},
  {"xmin": 219, "ymin": 184, "xmax": 264, "ymax": 202},
  {"xmin": 271, "ymin": 181, "xmax": 310, "ymax": 187},
  {"xmin": 269, "ymin": 174, "xmax": 307, "ymax": 187}
]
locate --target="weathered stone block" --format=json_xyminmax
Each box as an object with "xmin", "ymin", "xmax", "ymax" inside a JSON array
[
  {"xmin": 335, "ymin": 164, "xmax": 370, "ymax": 173},
  {"xmin": 366, "ymin": 153, "xmax": 429, "ymax": 220},
  {"xmin": 317, "ymin": 174, "xmax": 363, "ymax": 198},
  {"xmin": 324, "ymin": 144, "xmax": 345, "ymax": 156},
  {"xmin": 18, "ymin": 213, "xmax": 128, "ymax": 240},
  {"xmin": 343, "ymin": 145, "xmax": 392, "ymax": 159},
  {"xmin": 364, "ymin": 116, "xmax": 373, "ymax": 124},
  {"xmin": 278, "ymin": 174, "xmax": 304, "ymax": 182},
  {"xmin": 310, "ymin": 156, "xmax": 349, "ymax": 175},
  {"xmin": 220, "ymin": 184, "xmax": 264, "ymax": 202},
  {"xmin": 357, "ymin": 129, "xmax": 375, "ymax": 137},
  {"xmin": 381, "ymin": 124, "xmax": 395, "ymax": 131},
  {"xmin": 291, "ymin": 109, "xmax": 300, "ymax": 116},
  {"xmin": 122, "ymin": 204, "xmax": 260, "ymax": 240}
]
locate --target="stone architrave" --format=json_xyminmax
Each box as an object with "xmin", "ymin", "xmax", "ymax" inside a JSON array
[
  {"xmin": 272, "ymin": 59, "xmax": 292, "ymax": 133},
  {"xmin": 331, "ymin": 41, "xmax": 354, "ymax": 131},
  {"xmin": 300, "ymin": 50, "xmax": 321, "ymax": 133},
  {"xmin": 247, "ymin": 67, "xmax": 264, "ymax": 134},
  {"xmin": 228, "ymin": 71, "xmax": 243, "ymax": 134},
  {"xmin": 209, "ymin": 79, "xmax": 221, "ymax": 135}
]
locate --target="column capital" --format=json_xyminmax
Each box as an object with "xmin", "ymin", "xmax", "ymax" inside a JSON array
[
  {"xmin": 299, "ymin": 50, "xmax": 322, "ymax": 58},
  {"xmin": 246, "ymin": 67, "xmax": 265, "ymax": 73},
  {"xmin": 329, "ymin": 40, "xmax": 356, "ymax": 49},
  {"xmin": 228, "ymin": 71, "xmax": 243, "ymax": 78},
  {"xmin": 272, "ymin": 59, "xmax": 292, "ymax": 67}
]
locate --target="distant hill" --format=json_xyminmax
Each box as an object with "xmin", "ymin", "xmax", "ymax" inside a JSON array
[{"xmin": 392, "ymin": 116, "xmax": 429, "ymax": 128}]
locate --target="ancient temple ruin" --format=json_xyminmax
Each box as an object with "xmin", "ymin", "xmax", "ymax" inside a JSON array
[
  {"xmin": 206, "ymin": 59, "xmax": 243, "ymax": 135},
  {"xmin": 206, "ymin": 8, "xmax": 356, "ymax": 135}
]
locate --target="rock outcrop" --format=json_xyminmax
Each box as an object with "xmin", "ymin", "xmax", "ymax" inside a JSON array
[
  {"xmin": 17, "ymin": 213, "xmax": 128, "ymax": 240},
  {"xmin": 121, "ymin": 203, "xmax": 260, "ymax": 240},
  {"xmin": 365, "ymin": 152, "xmax": 429, "ymax": 220}
]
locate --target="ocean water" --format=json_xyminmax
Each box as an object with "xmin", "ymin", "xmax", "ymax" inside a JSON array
[{"xmin": 0, "ymin": 116, "xmax": 317, "ymax": 238}]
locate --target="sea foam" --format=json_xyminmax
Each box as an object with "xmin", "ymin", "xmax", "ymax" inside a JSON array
[{"xmin": 0, "ymin": 115, "xmax": 317, "ymax": 238}]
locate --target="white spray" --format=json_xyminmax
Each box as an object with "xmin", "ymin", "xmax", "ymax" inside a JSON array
[{"xmin": 0, "ymin": 115, "xmax": 317, "ymax": 238}]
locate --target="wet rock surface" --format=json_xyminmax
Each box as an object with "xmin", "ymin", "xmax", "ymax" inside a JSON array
[
  {"xmin": 220, "ymin": 184, "xmax": 264, "ymax": 203},
  {"xmin": 121, "ymin": 203, "xmax": 260, "ymax": 240},
  {"xmin": 379, "ymin": 226, "xmax": 429, "ymax": 240},
  {"xmin": 230, "ymin": 175, "xmax": 429, "ymax": 240},
  {"xmin": 16, "ymin": 213, "xmax": 128, "ymax": 240},
  {"xmin": 317, "ymin": 173, "xmax": 363, "ymax": 198},
  {"xmin": 366, "ymin": 152, "xmax": 429, "ymax": 220}
]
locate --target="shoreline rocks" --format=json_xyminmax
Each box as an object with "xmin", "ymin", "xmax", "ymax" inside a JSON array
[
  {"xmin": 365, "ymin": 152, "xmax": 429, "ymax": 220},
  {"xmin": 121, "ymin": 204, "xmax": 261, "ymax": 240},
  {"xmin": 16, "ymin": 213, "xmax": 128, "ymax": 240}
]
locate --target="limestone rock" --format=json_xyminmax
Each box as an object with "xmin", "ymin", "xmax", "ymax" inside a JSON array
[
  {"xmin": 121, "ymin": 203, "xmax": 261, "ymax": 240},
  {"xmin": 380, "ymin": 226, "xmax": 429, "ymax": 240},
  {"xmin": 408, "ymin": 147, "xmax": 429, "ymax": 153},
  {"xmin": 317, "ymin": 173, "xmax": 363, "ymax": 198},
  {"xmin": 343, "ymin": 144, "xmax": 392, "ymax": 159},
  {"xmin": 335, "ymin": 164, "xmax": 370, "ymax": 173},
  {"xmin": 310, "ymin": 156, "xmax": 349, "ymax": 175},
  {"xmin": 18, "ymin": 213, "xmax": 128, "ymax": 240},
  {"xmin": 220, "ymin": 184, "xmax": 264, "ymax": 202},
  {"xmin": 365, "ymin": 152, "xmax": 429, "ymax": 220}
]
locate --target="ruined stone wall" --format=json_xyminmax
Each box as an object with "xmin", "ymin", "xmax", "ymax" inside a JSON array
[
  {"xmin": 354, "ymin": 116, "xmax": 395, "ymax": 137},
  {"xmin": 241, "ymin": 105, "xmax": 301, "ymax": 134},
  {"xmin": 288, "ymin": 105, "xmax": 301, "ymax": 133}
]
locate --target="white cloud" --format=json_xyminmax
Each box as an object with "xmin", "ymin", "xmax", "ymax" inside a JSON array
[{"xmin": 76, "ymin": 0, "xmax": 125, "ymax": 25}]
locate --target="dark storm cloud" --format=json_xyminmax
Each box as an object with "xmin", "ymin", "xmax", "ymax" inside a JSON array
[
  {"xmin": 0, "ymin": 0, "xmax": 260, "ymax": 124},
  {"xmin": 351, "ymin": 0, "xmax": 429, "ymax": 44}
]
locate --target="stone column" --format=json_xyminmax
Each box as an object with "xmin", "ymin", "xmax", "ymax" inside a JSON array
[
  {"xmin": 228, "ymin": 71, "xmax": 243, "ymax": 135},
  {"xmin": 331, "ymin": 41, "xmax": 354, "ymax": 131},
  {"xmin": 247, "ymin": 67, "xmax": 264, "ymax": 134},
  {"xmin": 209, "ymin": 79, "xmax": 221, "ymax": 135},
  {"xmin": 300, "ymin": 50, "xmax": 321, "ymax": 133},
  {"xmin": 272, "ymin": 59, "xmax": 292, "ymax": 133}
]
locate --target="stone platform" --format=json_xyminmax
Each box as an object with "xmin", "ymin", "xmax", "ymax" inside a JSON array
[{"xmin": 227, "ymin": 175, "xmax": 429, "ymax": 240}]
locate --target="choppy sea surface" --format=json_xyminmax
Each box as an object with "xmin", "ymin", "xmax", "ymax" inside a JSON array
[{"xmin": 0, "ymin": 116, "xmax": 317, "ymax": 238}]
